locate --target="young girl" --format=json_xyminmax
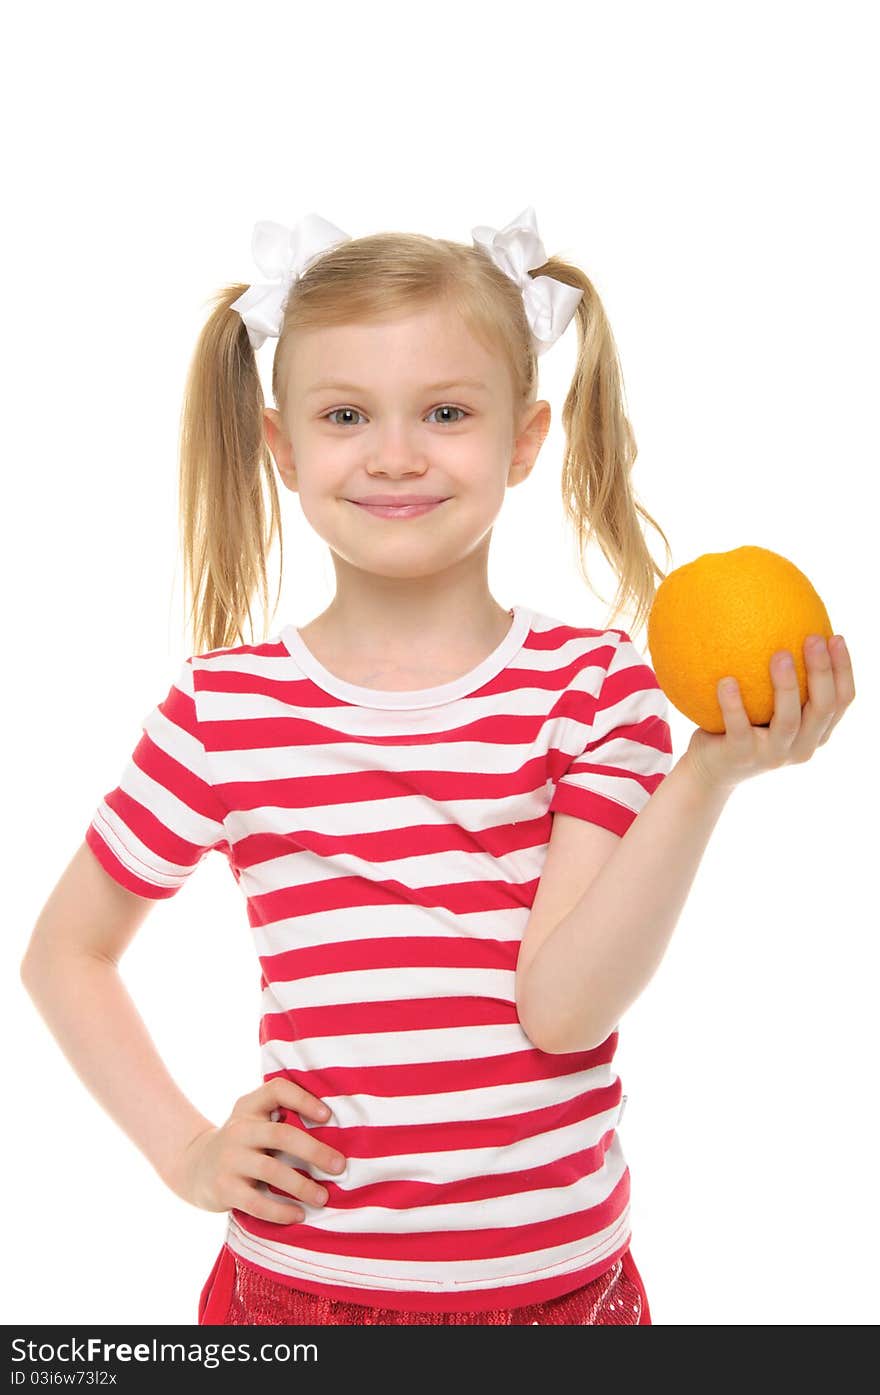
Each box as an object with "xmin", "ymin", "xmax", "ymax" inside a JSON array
[{"xmin": 21, "ymin": 207, "xmax": 854, "ymax": 1327}]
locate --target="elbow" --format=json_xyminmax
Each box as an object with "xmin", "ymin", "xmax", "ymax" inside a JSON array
[
  {"xmin": 20, "ymin": 942, "xmax": 35, "ymax": 981},
  {"xmin": 517, "ymin": 969, "xmax": 608, "ymax": 1054},
  {"xmin": 517, "ymin": 998, "xmax": 573, "ymax": 1055},
  {"xmin": 532, "ymin": 1026, "xmax": 607, "ymax": 1055},
  {"xmin": 20, "ymin": 946, "xmax": 44, "ymax": 990},
  {"xmin": 20, "ymin": 957, "xmax": 39, "ymax": 1002},
  {"xmin": 20, "ymin": 932, "xmax": 53, "ymax": 988},
  {"xmin": 516, "ymin": 992, "xmax": 549, "ymax": 1053},
  {"xmin": 517, "ymin": 995, "xmax": 606, "ymax": 1055},
  {"xmin": 519, "ymin": 1015, "xmax": 554, "ymax": 1054}
]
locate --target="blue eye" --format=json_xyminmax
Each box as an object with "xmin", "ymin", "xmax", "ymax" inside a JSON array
[{"xmin": 323, "ymin": 405, "xmax": 469, "ymax": 427}]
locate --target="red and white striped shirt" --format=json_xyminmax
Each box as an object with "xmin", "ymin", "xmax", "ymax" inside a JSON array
[{"xmin": 86, "ymin": 603, "xmax": 672, "ymax": 1312}]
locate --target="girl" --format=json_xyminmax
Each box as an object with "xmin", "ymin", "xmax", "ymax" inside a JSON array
[{"xmin": 20, "ymin": 207, "xmax": 854, "ymax": 1327}]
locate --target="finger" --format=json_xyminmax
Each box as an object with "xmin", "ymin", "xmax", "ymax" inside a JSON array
[
  {"xmin": 829, "ymin": 635, "xmax": 856, "ymax": 705},
  {"xmin": 716, "ymin": 676, "xmax": 754, "ymax": 751},
  {"xmin": 788, "ymin": 635, "xmax": 837, "ymax": 759},
  {"xmin": 251, "ymin": 1155, "xmax": 330, "ymax": 1209},
  {"xmin": 261, "ymin": 1120, "xmax": 346, "ymax": 1176},
  {"xmin": 817, "ymin": 635, "xmax": 856, "ymax": 746},
  {"xmin": 280, "ymin": 1121, "xmax": 347, "ymax": 1177},
  {"xmin": 767, "ymin": 650, "xmax": 803, "ymax": 757},
  {"xmin": 230, "ymin": 1179, "xmax": 306, "ymax": 1225},
  {"xmin": 272, "ymin": 1078, "xmax": 332, "ymax": 1122}
]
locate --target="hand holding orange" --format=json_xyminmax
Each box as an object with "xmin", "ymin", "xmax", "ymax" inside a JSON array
[{"xmin": 646, "ymin": 546, "xmax": 855, "ymax": 792}]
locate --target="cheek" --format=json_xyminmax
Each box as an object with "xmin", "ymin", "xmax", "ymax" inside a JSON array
[
  {"xmin": 292, "ymin": 480, "xmax": 349, "ymax": 537},
  {"xmin": 294, "ymin": 465, "xmax": 350, "ymax": 503}
]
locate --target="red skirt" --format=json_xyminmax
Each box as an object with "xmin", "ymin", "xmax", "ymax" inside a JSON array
[{"xmin": 198, "ymin": 1243, "xmax": 652, "ymax": 1325}]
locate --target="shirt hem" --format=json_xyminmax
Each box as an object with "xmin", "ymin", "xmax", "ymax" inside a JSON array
[
  {"xmin": 223, "ymin": 1215, "xmax": 632, "ymax": 1314},
  {"xmin": 84, "ymin": 821, "xmax": 179, "ymax": 899}
]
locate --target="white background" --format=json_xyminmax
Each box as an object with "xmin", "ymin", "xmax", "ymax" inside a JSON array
[{"xmin": 4, "ymin": 0, "xmax": 877, "ymax": 1326}]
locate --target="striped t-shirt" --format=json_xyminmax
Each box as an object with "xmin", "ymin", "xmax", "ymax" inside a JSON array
[{"xmin": 85, "ymin": 603, "xmax": 673, "ymax": 1313}]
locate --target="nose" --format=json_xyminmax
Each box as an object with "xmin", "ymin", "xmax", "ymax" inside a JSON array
[{"xmin": 365, "ymin": 419, "xmax": 429, "ymax": 472}]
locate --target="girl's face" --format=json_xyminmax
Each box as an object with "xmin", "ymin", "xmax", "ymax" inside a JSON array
[{"xmin": 264, "ymin": 302, "xmax": 550, "ymax": 582}]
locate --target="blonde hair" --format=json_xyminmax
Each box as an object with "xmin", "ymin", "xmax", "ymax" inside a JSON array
[{"xmin": 178, "ymin": 230, "xmax": 673, "ymax": 655}]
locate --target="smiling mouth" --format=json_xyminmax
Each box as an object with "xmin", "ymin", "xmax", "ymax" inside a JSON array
[{"xmin": 347, "ymin": 499, "xmax": 449, "ymax": 517}]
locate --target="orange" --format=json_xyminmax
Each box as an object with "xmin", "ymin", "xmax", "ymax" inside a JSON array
[{"xmin": 646, "ymin": 546, "xmax": 834, "ymax": 733}]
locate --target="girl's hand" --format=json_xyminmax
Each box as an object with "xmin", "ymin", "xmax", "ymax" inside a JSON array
[
  {"xmin": 684, "ymin": 634, "xmax": 855, "ymax": 793},
  {"xmin": 164, "ymin": 1079, "xmax": 347, "ymax": 1224}
]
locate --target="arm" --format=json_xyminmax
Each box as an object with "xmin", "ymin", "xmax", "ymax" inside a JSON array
[
  {"xmin": 20, "ymin": 842, "xmax": 215, "ymax": 1191},
  {"xmin": 516, "ymin": 750, "xmax": 733, "ymax": 1054}
]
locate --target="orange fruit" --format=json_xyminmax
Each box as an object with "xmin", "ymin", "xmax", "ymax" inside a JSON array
[{"xmin": 646, "ymin": 545, "xmax": 834, "ymax": 733}]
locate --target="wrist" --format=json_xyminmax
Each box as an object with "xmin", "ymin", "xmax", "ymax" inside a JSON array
[
  {"xmin": 679, "ymin": 747, "xmax": 739, "ymax": 803},
  {"xmin": 156, "ymin": 1115, "xmax": 216, "ymax": 1196}
]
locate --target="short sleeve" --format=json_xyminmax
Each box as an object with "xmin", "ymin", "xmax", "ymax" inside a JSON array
[
  {"xmin": 85, "ymin": 656, "xmax": 230, "ymax": 899},
  {"xmin": 548, "ymin": 629, "xmax": 673, "ymax": 836}
]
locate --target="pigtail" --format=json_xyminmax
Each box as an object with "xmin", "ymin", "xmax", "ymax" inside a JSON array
[
  {"xmin": 177, "ymin": 284, "xmax": 283, "ymax": 655},
  {"xmin": 544, "ymin": 261, "xmax": 673, "ymax": 641}
]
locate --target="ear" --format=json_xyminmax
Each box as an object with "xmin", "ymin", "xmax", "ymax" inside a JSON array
[
  {"xmin": 509, "ymin": 400, "xmax": 551, "ymax": 486},
  {"xmin": 263, "ymin": 408, "xmax": 297, "ymax": 490}
]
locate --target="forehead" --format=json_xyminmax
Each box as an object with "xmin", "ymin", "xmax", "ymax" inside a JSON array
[{"xmin": 289, "ymin": 303, "xmax": 506, "ymax": 396}]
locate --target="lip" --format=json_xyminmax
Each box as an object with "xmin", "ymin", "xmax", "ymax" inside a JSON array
[
  {"xmin": 349, "ymin": 496, "xmax": 448, "ymax": 506},
  {"xmin": 348, "ymin": 498, "xmax": 449, "ymax": 518}
]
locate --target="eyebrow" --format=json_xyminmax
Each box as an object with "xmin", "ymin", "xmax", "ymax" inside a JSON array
[{"xmin": 304, "ymin": 378, "xmax": 490, "ymax": 398}]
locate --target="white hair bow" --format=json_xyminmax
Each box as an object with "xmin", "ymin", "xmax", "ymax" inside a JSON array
[
  {"xmin": 231, "ymin": 206, "xmax": 582, "ymax": 355},
  {"xmin": 470, "ymin": 206, "xmax": 583, "ymax": 355},
  {"xmin": 230, "ymin": 213, "xmax": 352, "ymax": 350}
]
